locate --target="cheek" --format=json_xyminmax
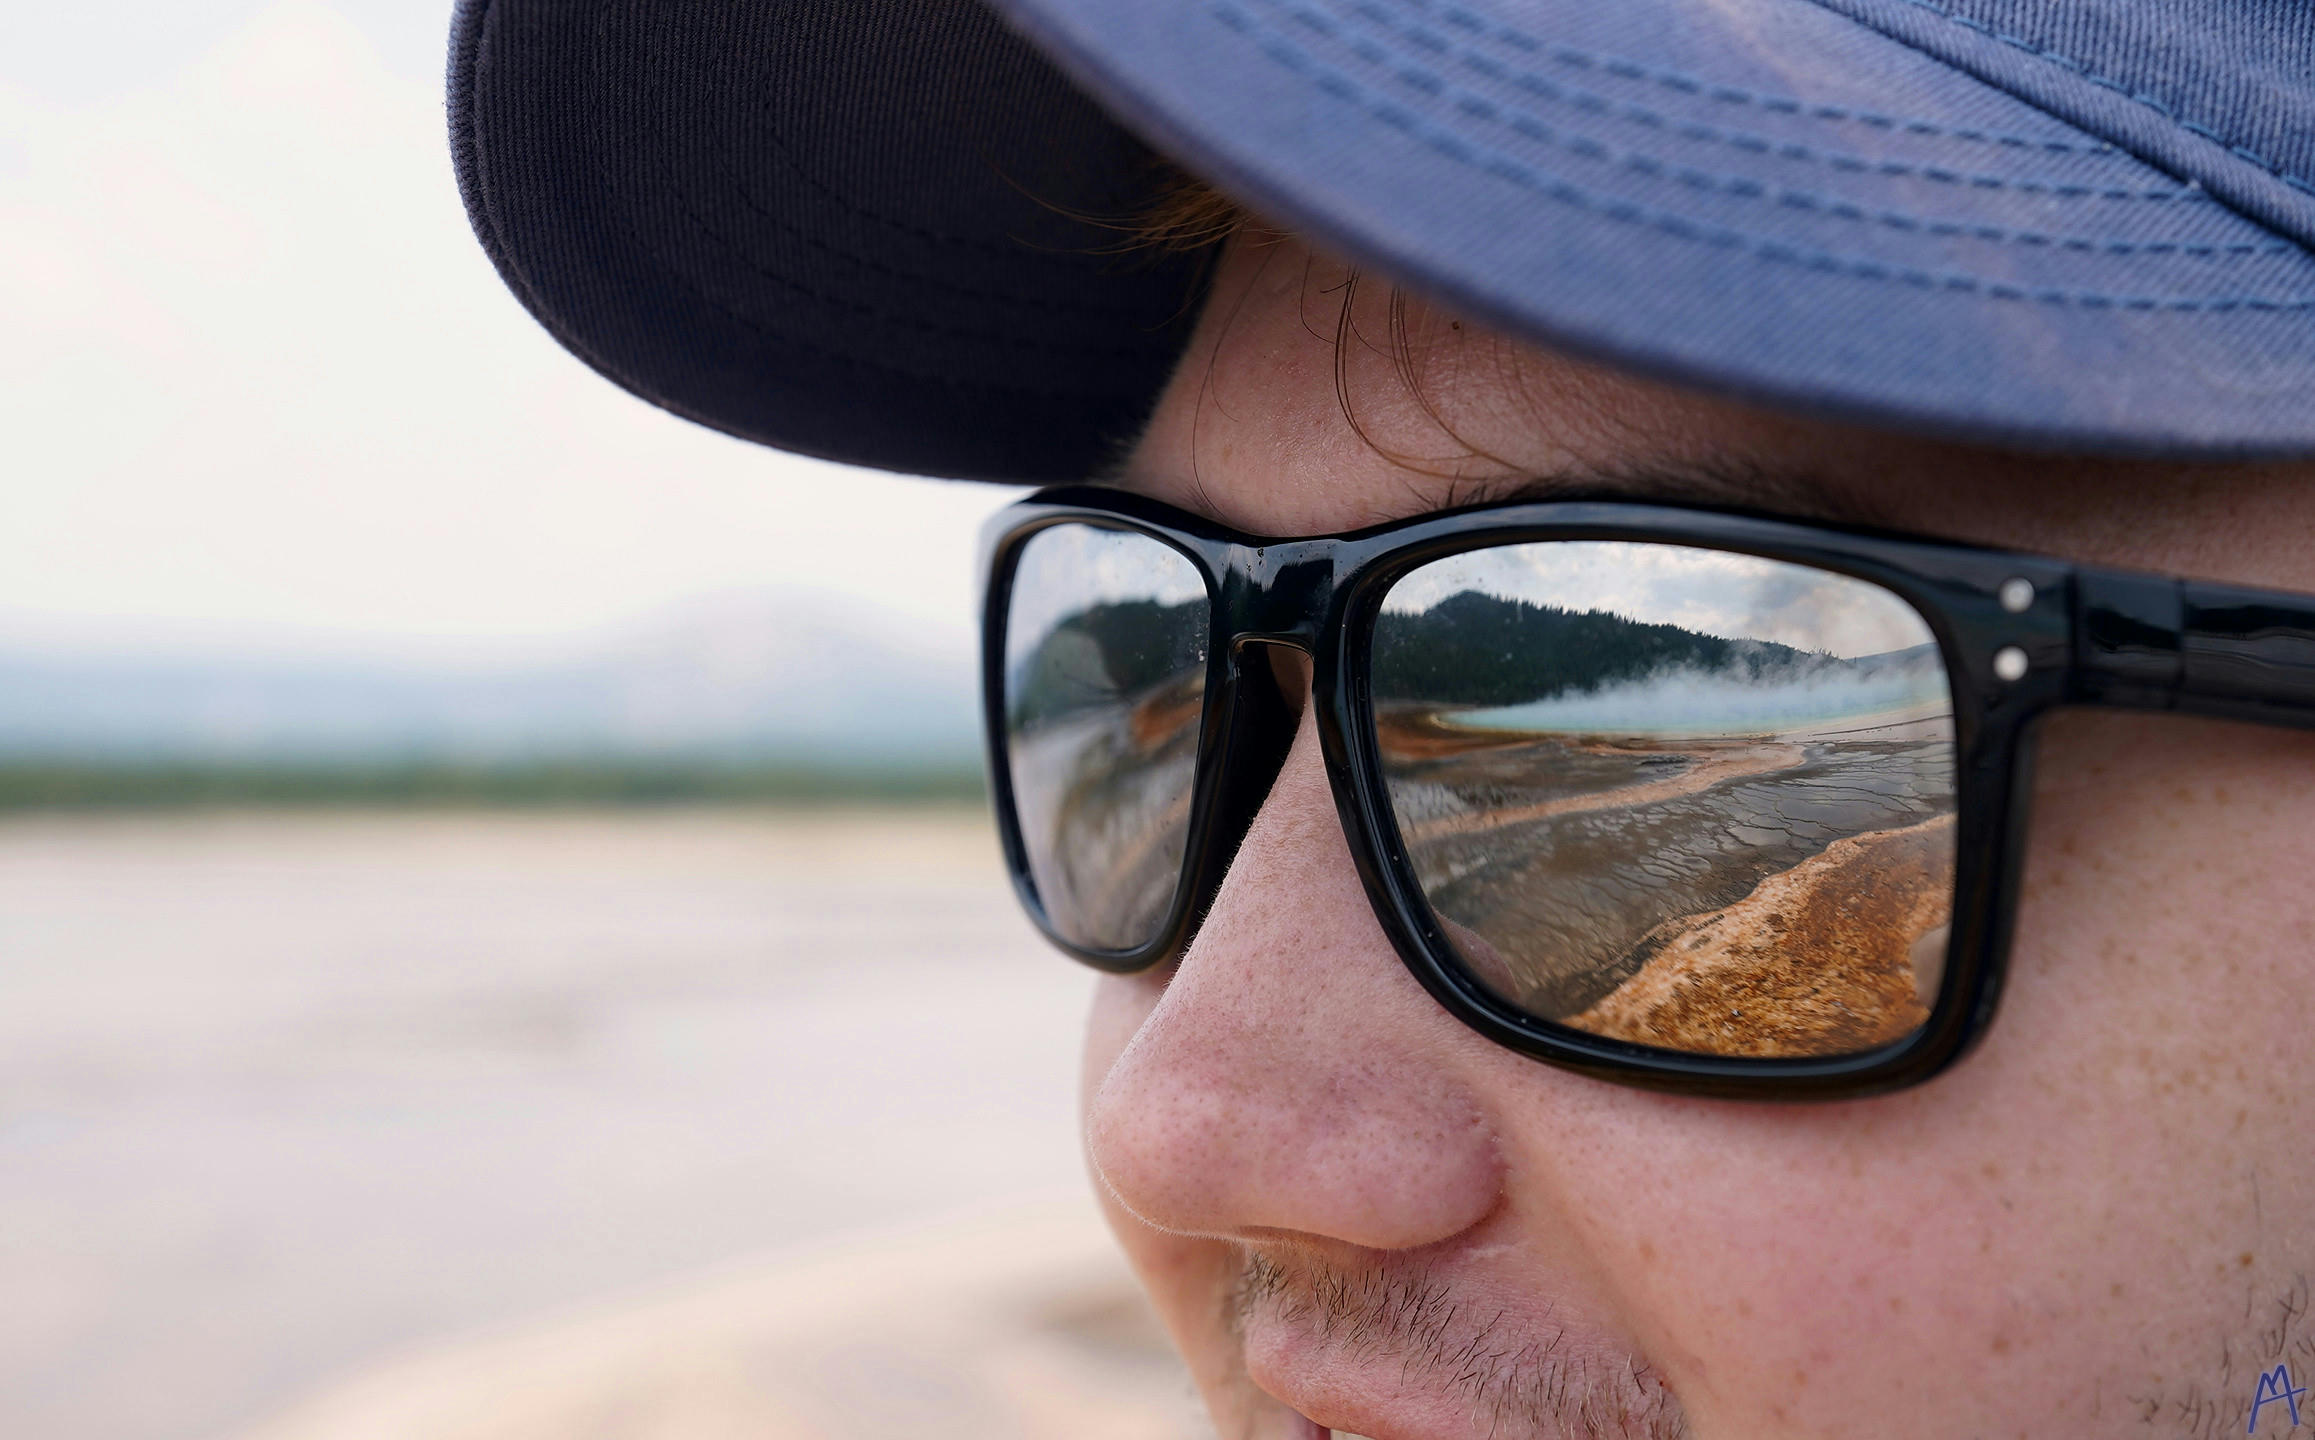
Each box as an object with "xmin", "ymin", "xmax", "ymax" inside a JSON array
[
  {"xmin": 2016, "ymin": 710, "xmax": 2315, "ymax": 1065},
  {"xmin": 1527, "ymin": 709, "xmax": 2315, "ymax": 1432},
  {"xmin": 1514, "ymin": 1083, "xmax": 2183, "ymax": 1439},
  {"xmin": 1491, "ymin": 1087, "xmax": 2036, "ymax": 1432},
  {"xmin": 2006, "ymin": 708, "xmax": 2315, "ymax": 1221}
]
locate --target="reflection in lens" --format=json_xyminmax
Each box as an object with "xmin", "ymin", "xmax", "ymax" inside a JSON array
[
  {"xmin": 1372, "ymin": 542, "xmax": 1957, "ymax": 1060},
  {"xmin": 1004, "ymin": 524, "xmax": 1210, "ymax": 953}
]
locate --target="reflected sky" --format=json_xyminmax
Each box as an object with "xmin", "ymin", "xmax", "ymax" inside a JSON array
[
  {"xmin": 1003, "ymin": 525, "xmax": 1207, "ymax": 681},
  {"xmin": 1382, "ymin": 542, "xmax": 1931, "ymax": 660}
]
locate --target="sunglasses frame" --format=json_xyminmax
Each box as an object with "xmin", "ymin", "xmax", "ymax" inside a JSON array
[{"xmin": 980, "ymin": 486, "xmax": 2315, "ymax": 1099}]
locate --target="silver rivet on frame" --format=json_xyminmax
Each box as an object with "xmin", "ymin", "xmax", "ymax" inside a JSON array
[
  {"xmin": 1993, "ymin": 646, "xmax": 2030, "ymax": 682},
  {"xmin": 1998, "ymin": 578, "xmax": 2036, "ymax": 614}
]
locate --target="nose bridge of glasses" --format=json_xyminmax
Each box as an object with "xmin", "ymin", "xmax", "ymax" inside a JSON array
[{"xmin": 1218, "ymin": 537, "xmax": 1339, "ymax": 648}]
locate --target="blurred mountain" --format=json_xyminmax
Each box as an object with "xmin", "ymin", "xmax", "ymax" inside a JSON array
[{"xmin": 0, "ymin": 593, "xmax": 981, "ymax": 766}]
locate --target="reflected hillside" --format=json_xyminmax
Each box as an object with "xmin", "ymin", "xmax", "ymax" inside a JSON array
[
  {"xmin": 1006, "ymin": 597, "xmax": 1205, "ymax": 733},
  {"xmin": 1374, "ymin": 590, "xmax": 1942, "ymax": 724}
]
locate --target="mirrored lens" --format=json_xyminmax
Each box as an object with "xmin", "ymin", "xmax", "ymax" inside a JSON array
[
  {"xmin": 1373, "ymin": 542, "xmax": 1956, "ymax": 1059},
  {"xmin": 1003, "ymin": 524, "xmax": 1211, "ymax": 953}
]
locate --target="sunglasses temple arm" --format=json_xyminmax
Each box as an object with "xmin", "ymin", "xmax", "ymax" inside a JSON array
[{"xmin": 2072, "ymin": 569, "xmax": 2315, "ymax": 730}]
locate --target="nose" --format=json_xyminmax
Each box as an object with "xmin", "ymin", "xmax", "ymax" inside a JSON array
[{"xmin": 1084, "ymin": 698, "xmax": 1505, "ymax": 1250}]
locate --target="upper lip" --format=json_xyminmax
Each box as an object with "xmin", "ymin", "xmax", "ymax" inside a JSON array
[{"xmin": 1231, "ymin": 1246, "xmax": 1682, "ymax": 1440}]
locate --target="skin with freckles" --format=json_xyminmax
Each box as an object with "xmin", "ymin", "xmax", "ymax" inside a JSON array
[{"xmin": 1077, "ymin": 232, "xmax": 2315, "ymax": 1440}]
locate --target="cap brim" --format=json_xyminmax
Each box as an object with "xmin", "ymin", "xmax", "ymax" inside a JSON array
[
  {"xmin": 454, "ymin": 0, "xmax": 2315, "ymax": 476},
  {"xmin": 450, "ymin": 0, "xmax": 1210, "ymax": 484}
]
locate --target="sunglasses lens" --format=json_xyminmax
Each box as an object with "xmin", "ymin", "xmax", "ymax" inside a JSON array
[
  {"xmin": 1001, "ymin": 524, "xmax": 1211, "ymax": 954},
  {"xmin": 1373, "ymin": 542, "xmax": 1957, "ymax": 1059}
]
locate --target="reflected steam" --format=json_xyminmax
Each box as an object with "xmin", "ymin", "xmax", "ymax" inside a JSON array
[{"xmin": 1374, "ymin": 542, "xmax": 1958, "ymax": 1059}]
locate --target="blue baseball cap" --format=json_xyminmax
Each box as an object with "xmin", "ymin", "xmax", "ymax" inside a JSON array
[{"xmin": 449, "ymin": 0, "xmax": 2315, "ymax": 483}]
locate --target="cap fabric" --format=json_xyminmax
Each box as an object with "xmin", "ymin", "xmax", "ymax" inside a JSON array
[
  {"xmin": 450, "ymin": 0, "xmax": 2315, "ymax": 479},
  {"xmin": 449, "ymin": 0, "xmax": 1210, "ymax": 484}
]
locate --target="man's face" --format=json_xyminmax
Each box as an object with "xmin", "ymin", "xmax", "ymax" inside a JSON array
[{"xmin": 1080, "ymin": 234, "xmax": 2315, "ymax": 1440}]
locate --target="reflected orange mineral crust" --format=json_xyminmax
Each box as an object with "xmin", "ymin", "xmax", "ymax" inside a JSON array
[
  {"xmin": 1570, "ymin": 812, "xmax": 1955, "ymax": 1056},
  {"xmin": 1127, "ymin": 680, "xmax": 1206, "ymax": 750}
]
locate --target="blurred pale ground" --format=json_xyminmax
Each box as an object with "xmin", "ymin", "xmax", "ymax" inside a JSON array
[
  {"xmin": 0, "ymin": 809, "xmax": 1211, "ymax": 1440},
  {"xmin": 2, "ymin": 4, "xmax": 1202, "ymax": 1435}
]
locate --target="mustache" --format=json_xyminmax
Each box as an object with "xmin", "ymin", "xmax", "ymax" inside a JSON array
[{"xmin": 1230, "ymin": 1250, "xmax": 1691, "ymax": 1440}]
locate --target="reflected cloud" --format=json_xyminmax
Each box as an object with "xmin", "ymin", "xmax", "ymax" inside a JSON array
[{"xmin": 1380, "ymin": 540, "xmax": 1929, "ymax": 659}]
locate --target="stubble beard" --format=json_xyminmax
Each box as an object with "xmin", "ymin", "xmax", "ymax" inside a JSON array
[{"xmin": 1224, "ymin": 1248, "xmax": 1692, "ymax": 1440}]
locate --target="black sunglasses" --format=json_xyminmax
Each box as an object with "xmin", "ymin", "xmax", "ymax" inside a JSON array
[{"xmin": 979, "ymin": 486, "xmax": 2315, "ymax": 1099}]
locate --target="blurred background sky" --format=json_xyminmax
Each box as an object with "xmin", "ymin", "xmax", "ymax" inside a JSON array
[
  {"xmin": 0, "ymin": 8, "xmax": 1202, "ymax": 1440},
  {"xmin": 1, "ymin": 0, "xmax": 1022, "ymax": 779}
]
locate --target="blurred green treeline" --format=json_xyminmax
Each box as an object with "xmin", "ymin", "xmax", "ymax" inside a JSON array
[{"xmin": 0, "ymin": 760, "xmax": 988, "ymax": 811}]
